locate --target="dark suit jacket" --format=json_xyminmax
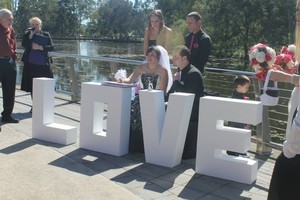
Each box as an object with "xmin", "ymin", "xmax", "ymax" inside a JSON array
[
  {"xmin": 167, "ymin": 64, "xmax": 205, "ymax": 121},
  {"xmin": 185, "ymin": 29, "xmax": 212, "ymax": 73}
]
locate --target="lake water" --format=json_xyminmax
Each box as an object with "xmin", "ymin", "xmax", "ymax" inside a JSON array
[{"xmin": 53, "ymin": 40, "xmax": 144, "ymax": 57}]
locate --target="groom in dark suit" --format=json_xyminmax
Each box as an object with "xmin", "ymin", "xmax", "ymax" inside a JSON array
[{"xmin": 167, "ymin": 45, "xmax": 205, "ymax": 159}]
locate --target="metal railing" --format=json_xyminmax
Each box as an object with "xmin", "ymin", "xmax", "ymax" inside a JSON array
[{"xmin": 16, "ymin": 50, "xmax": 292, "ymax": 155}]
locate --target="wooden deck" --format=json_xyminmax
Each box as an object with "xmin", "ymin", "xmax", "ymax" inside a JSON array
[{"xmin": 0, "ymin": 88, "xmax": 280, "ymax": 200}]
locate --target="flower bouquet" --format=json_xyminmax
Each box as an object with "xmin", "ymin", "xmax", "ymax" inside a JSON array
[
  {"xmin": 249, "ymin": 43, "xmax": 279, "ymax": 106},
  {"xmin": 114, "ymin": 69, "xmax": 127, "ymax": 81},
  {"xmin": 102, "ymin": 69, "xmax": 132, "ymax": 88},
  {"xmin": 249, "ymin": 43, "xmax": 276, "ymax": 81},
  {"xmin": 274, "ymin": 53, "xmax": 296, "ymax": 74},
  {"xmin": 280, "ymin": 44, "xmax": 296, "ymax": 61},
  {"xmin": 114, "ymin": 68, "xmax": 141, "ymax": 94}
]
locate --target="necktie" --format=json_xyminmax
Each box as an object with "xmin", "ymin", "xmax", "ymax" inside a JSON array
[
  {"xmin": 177, "ymin": 68, "xmax": 181, "ymax": 82},
  {"xmin": 189, "ymin": 35, "xmax": 194, "ymax": 51},
  {"xmin": 178, "ymin": 71, "xmax": 182, "ymax": 82}
]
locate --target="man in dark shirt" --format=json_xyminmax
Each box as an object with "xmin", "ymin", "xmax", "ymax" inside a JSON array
[
  {"xmin": 0, "ymin": 9, "xmax": 19, "ymax": 123},
  {"xmin": 167, "ymin": 45, "xmax": 205, "ymax": 159},
  {"xmin": 185, "ymin": 12, "xmax": 212, "ymax": 73}
]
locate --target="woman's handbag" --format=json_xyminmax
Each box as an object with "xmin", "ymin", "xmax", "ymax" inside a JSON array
[{"xmin": 260, "ymin": 70, "xmax": 279, "ymax": 106}]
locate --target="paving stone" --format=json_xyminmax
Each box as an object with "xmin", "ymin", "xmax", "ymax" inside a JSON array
[{"xmin": 0, "ymin": 89, "xmax": 280, "ymax": 200}]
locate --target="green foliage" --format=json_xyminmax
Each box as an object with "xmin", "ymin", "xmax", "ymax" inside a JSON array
[
  {"xmin": 14, "ymin": 0, "xmax": 59, "ymax": 34},
  {"xmin": 171, "ymin": 19, "xmax": 186, "ymax": 47},
  {"xmin": 88, "ymin": 0, "xmax": 146, "ymax": 38},
  {"xmin": 55, "ymin": 0, "xmax": 79, "ymax": 36},
  {"xmin": 14, "ymin": 0, "xmax": 96, "ymax": 37},
  {"xmin": 196, "ymin": 0, "xmax": 296, "ymax": 69},
  {"xmin": 147, "ymin": 0, "xmax": 196, "ymax": 26},
  {"xmin": 10, "ymin": 0, "xmax": 299, "ymax": 66},
  {"xmin": 0, "ymin": 0, "xmax": 12, "ymax": 10}
]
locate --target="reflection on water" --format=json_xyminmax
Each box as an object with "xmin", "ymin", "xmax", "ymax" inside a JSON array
[
  {"xmin": 54, "ymin": 40, "xmax": 144, "ymax": 83},
  {"xmin": 52, "ymin": 40, "xmax": 144, "ymax": 57},
  {"xmin": 79, "ymin": 41, "xmax": 98, "ymax": 56},
  {"xmin": 17, "ymin": 39, "xmax": 144, "ymax": 58}
]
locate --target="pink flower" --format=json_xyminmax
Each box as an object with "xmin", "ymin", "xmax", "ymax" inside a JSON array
[
  {"xmin": 250, "ymin": 58, "xmax": 259, "ymax": 65},
  {"xmin": 281, "ymin": 46, "xmax": 288, "ymax": 54},
  {"xmin": 256, "ymin": 73, "xmax": 266, "ymax": 81},
  {"xmin": 280, "ymin": 44, "xmax": 296, "ymax": 61},
  {"xmin": 265, "ymin": 53, "xmax": 273, "ymax": 62},
  {"xmin": 274, "ymin": 53, "xmax": 295, "ymax": 74},
  {"xmin": 193, "ymin": 43, "xmax": 199, "ymax": 48}
]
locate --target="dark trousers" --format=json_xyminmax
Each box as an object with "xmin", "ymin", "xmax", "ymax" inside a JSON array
[
  {"xmin": 182, "ymin": 120, "xmax": 198, "ymax": 159},
  {"xmin": 0, "ymin": 58, "xmax": 16, "ymax": 118},
  {"xmin": 268, "ymin": 153, "xmax": 300, "ymax": 200}
]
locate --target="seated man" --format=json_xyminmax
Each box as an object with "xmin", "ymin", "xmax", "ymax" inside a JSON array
[{"xmin": 167, "ymin": 45, "xmax": 205, "ymax": 159}]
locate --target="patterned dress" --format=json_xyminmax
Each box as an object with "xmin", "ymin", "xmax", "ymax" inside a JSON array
[{"xmin": 129, "ymin": 74, "xmax": 159, "ymax": 153}]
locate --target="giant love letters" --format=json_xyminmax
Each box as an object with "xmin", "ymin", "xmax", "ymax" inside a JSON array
[
  {"xmin": 139, "ymin": 90, "xmax": 194, "ymax": 167},
  {"xmin": 32, "ymin": 78, "xmax": 77, "ymax": 145},
  {"xmin": 79, "ymin": 82, "xmax": 132, "ymax": 156},
  {"xmin": 196, "ymin": 97, "xmax": 262, "ymax": 184},
  {"xmin": 32, "ymin": 79, "xmax": 262, "ymax": 184}
]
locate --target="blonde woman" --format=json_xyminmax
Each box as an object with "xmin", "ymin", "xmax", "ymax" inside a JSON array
[{"xmin": 21, "ymin": 17, "xmax": 54, "ymax": 113}]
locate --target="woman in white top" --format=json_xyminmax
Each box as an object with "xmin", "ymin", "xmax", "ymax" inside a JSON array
[
  {"xmin": 267, "ymin": 69, "xmax": 300, "ymax": 200},
  {"xmin": 268, "ymin": 4, "xmax": 300, "ymax": 196}
]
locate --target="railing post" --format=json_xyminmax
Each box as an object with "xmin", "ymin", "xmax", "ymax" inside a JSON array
[
  {"xmin": 109, "ymin": 62, "xmax": 117, "ymax": 79},
  {"xmin": 66, "ymin": 57, "xmax": 80, "ymax": 102},
  {"xmin": 253, "ymin": 79, "xmax": 273, "ymax": 155}
]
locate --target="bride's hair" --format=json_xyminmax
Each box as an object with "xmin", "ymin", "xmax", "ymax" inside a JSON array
[{"xmin": 146, "ymin": 46, "xmax": 161, "ymax": 60}]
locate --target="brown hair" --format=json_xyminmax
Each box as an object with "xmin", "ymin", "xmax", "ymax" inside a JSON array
[
  {"xmin": 173, "ymin": 45, "xmax": 191, "ymax": 62},
  {"xmin": 233, "ymin": 75, "xmax": 251, "ymax": 88},
  {"xmin": 186, "ymin": 12, "xmax": 202, "ymax": 21},
  {"xmin": 147, "ymin": 9, "xmax": 165, "ymax": 34}
]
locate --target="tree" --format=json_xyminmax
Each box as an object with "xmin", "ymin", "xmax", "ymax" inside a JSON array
[
  {"xmin": 142, "ymin": 0, "xmax": 296, "ymax": 70},
  {"xmin": 14, "ymin": 0, "xmax": 95, "ymax": 37},
  {"xmin": 201, "ymin": 0, "xmax": 295, "ymax": 70},
  {"xmin": 14, "ymin": 0, "xmax": 58, "ymax": 35},
  {"xmin": 88, "ymin": 0, "xmax": 146, "ymax": 39},
  {"xmin": 11, "ymin": 0, "xmax": 297, "ymax": 69},
  {"xmin": 55, "ymin": 0, "xmax": 80, "ymax": 37},
  {"xmin": 147, "ymin": 0, "xmax": 195, "ymax": 26},
  {"xmin": 65, "ymin": 0, "xmax": 96, "ymax": 34},
  {"xmin": 0, "ymin": 0, "xmax": 12, "ymax": 10},
  {"xmin": 10, "ymin": 0, "xmax": 18, "ymax": 12}
]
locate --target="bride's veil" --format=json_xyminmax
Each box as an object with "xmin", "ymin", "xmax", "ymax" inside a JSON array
[{"xmin": 156, "ymin": 45, "xmax": 173, "ymax": 92}]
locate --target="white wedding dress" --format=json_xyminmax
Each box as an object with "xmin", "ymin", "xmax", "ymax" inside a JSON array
[{"xmin": 156, "ymin": 45, "xmax": 173, "ymax": 92}]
